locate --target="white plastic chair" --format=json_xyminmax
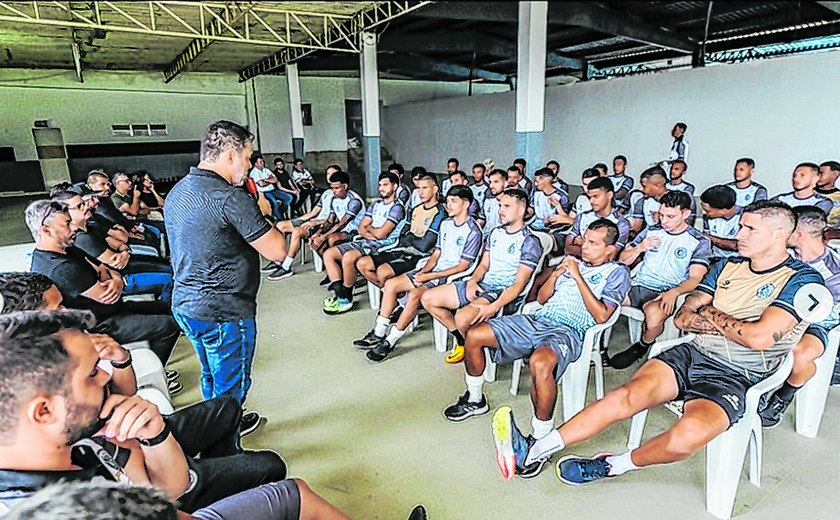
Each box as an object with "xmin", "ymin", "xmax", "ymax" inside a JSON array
[
  {"xmin": 122, "ymin": 340, "xmax": 170, "ymax": 397},
  {"xmin": 431, "ymin": 256, "xmax": 481, "ymax": 353},
  {"xmin": 313, "ymin": 252, "xmax": 324, "ymax": 273},
  {"xmin": 794, "ymin": 325, "xmax": 840, "ymax": 438},
  {"xmin": 626, "ymin": 334, "xmax": 794, "ymax": 520},
  {"xmin": 138, "ymin": 387, "xmax": 176, "ymax": 415},
  {"xmin": 508, "ymin": 302, "xmax": 621, "ymax": 422},
  {"xmin": 0, "ymin": 242, "xmax": 35, "ymax": 272},
  {"xmin": 602, "ymin": 293, "xmax": 686, "ymax": 354}
]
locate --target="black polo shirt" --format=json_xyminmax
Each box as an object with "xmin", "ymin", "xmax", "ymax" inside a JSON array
[
  {"xmin": 74, "ymin": 224, "xmax": 110, "ymax": 259},
  {"xmin": 164, "ymin": 166, "xmax": 271, "ymax": 321},
  {"xmin": 30, "ymin": 246, "xmax": 124, "ymax": 319}
]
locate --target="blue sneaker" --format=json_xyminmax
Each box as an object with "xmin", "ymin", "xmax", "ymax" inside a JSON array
[
  {"xmin": 492, "ymin": 406, "xmax": 548, "ymax": 480},
  {"xmin": 556, "ymin": 453, "xmax": 614, "ymax": 486},
  {"xmin": 323, "ymin": 297, "xmax": 353, "ymax": 315}
]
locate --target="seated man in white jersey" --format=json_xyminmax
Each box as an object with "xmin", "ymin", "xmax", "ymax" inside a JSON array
[
  {"xmin": 355, "ymin": 186, "xmax": 483, "ymax": 363},
  {"xmin": 440, "ymin": 157, "xmax": 460, "ymax": 194},
  {"xmin": 564, "ymin": 177, "xmax": 630, "ymax": 257},
  {"xmin": 421, "ymin": 188, "xmax": 543, "ymax": 364},
  {"xmin": 307, "ymin": 171, "xmax": 365, "ymax": 259},
  {"xmin": 507, "ymin": 165, "xmax": 533, "ymax": 197},
  {"xmin": 665, "ymin": 160, "xmax": 696, "ymax": 225},
  {"xmin": 448, "ymin": 170, "xmax": 485, "ymax": 224},
  {"xmin": 513, "ymin": 158, "xmax": 534, "ymax": 195},
  {"xmin": 482, "ymin": 168, "xmax": 508, "ymax": 236},
  {"xmin": 445, "ymin": 220, "xmax": 630, "ymax": 431},
  {"xmin": 355, "ymin": 172, "xmax": 444, "ymax": 290},
  {"xmin": 530, "ymin": 167, "xmax": 570, "ymax": 232},
  {"xmin": 470, "ymin": 163, "xmax": 489, "ymax": 206},
  {"xmin": 628, "ymin": 165, "xmax": 669, "ymax": 235},
  {"xmin": 772, "ymin": 162, "xmax": 836, "ymax": 215},
  {"xmin": 609, "ymin": 191, "xmax": 712, "ymax": 369},
  {"xmin": 491, "ymin": 201, "xmax": 824, "ymax": 483},
  {"xmin": 817, "ymin": 160, "xmax": 840, "ymax": 229},
  {"xmin": 569, "ymin": 168, "xmax": 601, "ymax": 219},
  {"xmin": 387, "ymin": 162, "xmax": 412, "ymax": 206},
  {"xmin": 759, "ymin": 206, "xmax": 840, "ymax": 427},
  {"xmin": 610, "ymin": 155, "xmax": 634, "ymax": 212},
  {"xmin": 700, "ymin": 185, "xmax": 742, "ymax": 263},
  {"xmin": 322, "ymin": 172, "xmax": 405, "ymax": 315},
  {"xmin": 545, "ymin": 160, "xmax": 569, "ymax": 193},
  {"xmin": 261, "ymin": 165, "xmax": 341, "ymax": 280},
  {"xmin": 727, "ymin": 157, "xmax": 767, "ymax": 209}
]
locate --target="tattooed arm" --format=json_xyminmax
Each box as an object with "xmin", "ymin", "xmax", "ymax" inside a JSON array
[
  {"xmin": 674, "ymin": 290, "xmax": 718, "ymax": 334},
  {"xmin": 696, "ymin": 305, "xmax": 798, "ymax": 351}
]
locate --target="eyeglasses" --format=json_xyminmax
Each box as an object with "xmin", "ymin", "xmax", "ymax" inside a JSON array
[{"xmin": 41, "ymin": 201, "xmax": 68, "ymax": 227}]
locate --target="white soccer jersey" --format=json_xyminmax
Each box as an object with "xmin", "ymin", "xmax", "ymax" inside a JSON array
[
  {"xmin": 396, "ymin": 184, "xmax": 411, "ymax": 205},
  {"xmin": 531, "ymin": 189, "xmax": 569, "ymax": 231},
  {"xmin": 703, "ymin": 209, "xmax": 742, "ymax": 258},
  {"xmin": 314, "ymin": 190, "xmax": 334, "ymax": 220},
  {"xmin": 772, "ymin": 192, "xmax": 836, "ymax": 216},
  {"xmin": 482, "ymin": 195, "xmax": 501, "ymax": 236},
  {"xmin": 630, "ymin": 225, "xmax": 711, "ymax": 291},
  {"xmin": 365, "ymin": 199, "xmax": 406, "ymax": 243},
  {"xmin": 435, "ymin": 218, "xmax": 483, "ymax": 271},
  {"xmin": 329, "ymin": 190, "xmax": 365, "ymax": 232},
  {"xmin": 665, "ymin": 181, "xmax": 696, "ymax": 196},
  {"xmin": 573, "ymin": 193, "xmax": 592, "ymax": 215},
  {"xmin": 630, "ymin": 196, "xmax": 661, "ymax": 228},
  {"xmin": 482, "ymin": 226, "xmax": 543, "ymax": 289},
  {"xmin": 570, "ymin": 210, "xmax": 631, "ymax": 248},
  {"xmin": 726, "ymin": 181, "xmax": 768, "ymax": 208},
  {"xmin": 408, "ymin": 189, "xmax": 422, "ymax": 209},
  {"xmin": 470, "ymin": 182, "xmax": 489, "ymax": 206}
]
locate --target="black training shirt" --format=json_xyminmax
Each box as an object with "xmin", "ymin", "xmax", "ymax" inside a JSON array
[{"xmin": 164, "ymin": 166, "xmax": 271, "ymax": 321}]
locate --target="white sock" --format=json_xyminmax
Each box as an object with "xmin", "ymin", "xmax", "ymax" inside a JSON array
[
  {"xmin": 385, "ymin": 326, "xmax": 407, "ymax": 346},
  {"xmin": 281, "ymin": 256, "xmax": 293, "ymax": 270},
  {"xmin": 605, "ymin": 451, "xmax": 639, "ymax": 476},
  {"xmin": 531, "ymin": 416, "xmax": 555, "ymax": 440},
  {"xmin": 527, "ymin": 430, "xmax": 565, "ymax": 466},
  {"xmin": 373, "ymin": 316, "xmax": 390, "ymax": 337},
  {"xmin": 465, "ymin": 374, "xmax": 485, "ymax": 403}
]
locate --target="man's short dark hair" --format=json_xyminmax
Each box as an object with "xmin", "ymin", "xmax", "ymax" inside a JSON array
[
  {"xmin": 327, "ymin": 164, "xmax": 342, "ymax": 173},
  {"xmin": 546, "ymin": 160, "xmax": 560, "ymax": 168},
  {"xmin": 736, "ymin": 157, "xmax": 755, "ymax": 168},
  {"xmin": 0, "ymin": 272, "xmax": 55, "ymax": 313},
  {"xmin": 792, "ymin": 205, "xmax": 827, "ymax": 237},
  {"xmin": 472, "ymin": 163, "xmax": 486, "ymax": 173},
  {"xmin": 449, "ymin": 170, "xmax": 468, "ymax": 182},
  {"xmin": 388, "ymin": 163, "xmax": 405, "ymax": 176},
  {"xmin": 513, "ymin": 157, "xmax": 526, "ymax": 168},
  {"xmin": 507, "ymin": 165, "xmax": 522, "ymax": 175},
  {"xmin": 742, "ymin": 200, "xmax": 796, "ymax": 232},
  {"xmin": 414, "ymin": 171, "xmax": 438, "ymax": 186},
  {"xmin": 411, "ymin": 166, "xmax": 427, "ymax": 178},
  {"xmin": 587, "ymin": 218, "xmax": 620, "ymax": 246},
  {"xmin": 819, "ymin": 160, "xmax": 840, "ymax": 173},
  {"xmin": 534, "ymin": 167, "xmax": 555, "ymax": 179},
  {"xmin": 200, "ymin": 120, "xmax": 253, "ymax": 163},
  {"xmin": 675, "ymin": 122, "xmax": 687, "ymax": 132},
  {"xmin": 488, "ymin": 168, "xmax": 508, "ymax": 181},
  {"xmin": 293, "ymin": 158, "xmax": 303, "ymax": 165},
  {"xmin": 502, "ymin": 187, "xmax": 529, "ymax": 206},
  {"xmin": 378, "ymin": 172, "xmax": 400, "ymax": 185},
  {"xmin": 593, "ymin": 162, "xmax": 608, "ymax": 174},
  {"xmin": 795, "ymin": 162, "xmax": 820, "ymax": 173},
  {"xmin": 250, "ymin": 152, "xmax": 264, "ymax": 165},
  {"xmin": 613, "ymin": 155, "xmax": 627, "ymax": 164},
  {"xmin": 640, "ymin": 165, "xmax": 667, "ymax": 182},
  {"xmin": 446, "ymin": 185, "xmax": 474, "ymax": 204},
  {"xmin": 672, "ymin": 159, "xmax": 688, "ymax": 171},
  {"xmin": 273, "ymin": 157, "xmax": 284, "ymax": 165},
  {"xmin": 447, "ymin": 157, "xmax": 459, "ymax": 167},
  {"xmin": 581, "ymin": 168, "xmax": 600, "ymax": 180},
  {"xmin": 329, "ymin": 171, "xmax": 350, "ymax": 185},
  {"xmin": 701, "ymin": 185, "xmax": 737, "ymax": 210},
  {"xmin": 48, "ymin": 182, "xmax": 73, "ymax": 198},
  {"xmin": 50, "ymin": 190, "xmax": 77, "ymax": 204},
  {"xmin": 659, "ymin": 190, "xmax": 693, "ymax": 211},
  {"xmin": 587, "ymin": 177, "xmax": 614, "ymax": 193}
]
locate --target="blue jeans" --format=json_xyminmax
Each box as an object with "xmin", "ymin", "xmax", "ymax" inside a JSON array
[
  {"xmin": 124, "ymin": 272, "xmax": 173, "ymax": 304},
  {"xmin": 275, "ymin": 190, "xmax": 295, "ymax": 216},
  {"xmin": 262, "ymin": 191, "xmax": 283, "ymax": 221},
  {"xmin": 172, "ymin": 310, "xmax": 257, "ymax": 404}
]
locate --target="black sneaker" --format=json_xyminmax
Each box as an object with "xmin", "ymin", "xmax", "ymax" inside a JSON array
[
  {"xmin": 407, "ymin": 505, "xmax": 428, "ymax": 520},
  {"xmin": 443, "ymin": 392, "xmax": 489, "ymax": 422},
  {"xmin": 266, "ymin": 267, "xmax": 294, "ymax": 281},
  {"xmin": 167, "ymin": 380, "xmax": 183, "ymax": 396},
  {"xmin": 240, "ymin": 411, "xmax": 263, "ymax": 437},
  {"xmin": 261, "ymin": 261, "xmax": 280, "ymax": 273},
  {"xmin": 353, "ymin": 329, "xmax": 384, "ymax": 349},
  {"xmin": 319, "ymin": 275, "xmax": 331, "ymax": 287},
  {"xmin": 609, "ymin": 342, "xmax": 649, "ymax": 369},
  {"xmin": 165, "ymin": 369, "xmax": 180, "ymax": 382},
  {"xmin": 759, "ymin": 392, "xmax": 793, "ymax": 429},
  {"xmin": 366, "ymin": 339, "xmax": 395, "ymax": 363}
]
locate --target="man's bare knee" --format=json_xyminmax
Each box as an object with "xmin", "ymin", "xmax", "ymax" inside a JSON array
[{"xmin": 530, "ymin": 348, "xmax": 557, "ymax": 380}]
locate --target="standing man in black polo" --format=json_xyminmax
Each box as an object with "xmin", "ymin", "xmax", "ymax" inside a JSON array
[{"xmin": 165, "ymin": 121, "xmax": 290, "ymax": 433}]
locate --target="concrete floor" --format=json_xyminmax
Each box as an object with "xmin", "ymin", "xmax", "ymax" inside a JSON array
[{"xmin": 163, "ymin": 262, "xmax": 840, "ymax": 520}]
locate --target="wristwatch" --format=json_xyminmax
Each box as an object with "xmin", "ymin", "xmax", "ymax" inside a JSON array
[{"xmin": 138, "ymin": 422, "xmax": 171, "ymax": 447}]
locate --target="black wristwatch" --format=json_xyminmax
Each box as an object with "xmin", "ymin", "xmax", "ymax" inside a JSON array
[
  {"xmin": 110, "ymin": 352, "xmax": 132, "ymax": 370},
  {"xmin": 138, "ymin": 422, "xmax": 171, "ymax": 447}
]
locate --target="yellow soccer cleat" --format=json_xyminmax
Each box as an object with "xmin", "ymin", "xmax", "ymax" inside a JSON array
[{"xmin": 444, "ymin": 344, "xmax": 465, "ymax": 364}]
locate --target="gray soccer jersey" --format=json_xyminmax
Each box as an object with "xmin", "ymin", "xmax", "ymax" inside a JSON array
[
  {"xmin": 726, "ymin": 181, "xmax": 767, "ymax": 208},
  {"xmin": 570, "ymin": 209, "xmax": 631, "ymax": 248},
  {"xmin": 329, "ymin": 190, "xmax": 365, "ymax": 232},
  {"xmin": 630, "ymin": 225, "xmax": 712, "ymax": 291},
  {"xmin": 482, "ymin": 226, "xmax": 543, "ymax": 290},
  {"xmin": 703, "ymin": 209, "xmax": 742, "ymax": 258},
  {"xmin": 772, "ymin": 192, "xmax": 837, "ymax": 216},
  {"xmin": 435, "ymin": 218, "xmax": 483, "ymax": 271}
]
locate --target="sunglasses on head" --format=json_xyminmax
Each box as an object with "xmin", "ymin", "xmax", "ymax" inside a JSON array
[{"xmin": 41, "ymin": 201, "xmax": 68, "ymax": 227}]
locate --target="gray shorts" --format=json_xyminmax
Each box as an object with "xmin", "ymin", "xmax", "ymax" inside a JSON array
[
  {"xmin": 454, "ymin": 280, "xmax": 504, "ymax": 307},
  {"xmin": 487, "ymin": 314, "xmax": 582, "ymax": 383},
  {"xmin": 628, "ymin": 285, "xmax": 661, "ymax": 308},
  {"xmin": 337, "ymin": 238, "xmax": 382, "ymax": 256},
  {"xmin": 406, "ymin": 268, "xmax": 446, "ymax": 289},
  {"xmin": 291, "ymin": 217, "xmax": 305, "ymax": 227},
  {"xmin": 192, "ymin": 480, "xmax": 300, "ymax": 520}
]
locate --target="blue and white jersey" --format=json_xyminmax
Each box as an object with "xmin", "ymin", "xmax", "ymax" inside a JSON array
[
  {"xmin": 801, "ymin": 248, "xmax": 840, "ymax": 330},
  {"xmin": 470, "ymin": 182, "xmax": 489, "ymax": 206},
  {"xmin": 535, "ymin": 260, "xmax": 631, "ymax": 338},
  {"xmin": 703, "ymin": 209, "xmax": 742, "ymax": 258},
  {"xmin": 772, "ymin": 191, "xmax": 836, "ymax": 216},
  {"xmin": 531, "ymin": 189, "xmax": 570, "ymax": 230},
  {"xmin": 482, "ymin": 195, "xmax": 501, "ymax": 236},
  {"xmin": 469, "ymin": 199, "xmax": 484, "ymax": 221},
  {"xmin": 329, "ymin": 190, "xmax": 365, "ymax": 232},
  {"xmin": 573, "ymin": 193, "xmax": 592, "ymax": 215},
  {"xmin": 609, "ymin": 175, "xmax": 634, "ymax": 196},
  {"xmin": 396, "ymin": 184, "xmax": 411, "ymax": 206},
  {"xmin": 314, "ymin": 190, "xmax": 334, "ymax": 220},
  {"xmin": 570, "ymin": 209, "xmax": 631, "ymax": 248},
  {"xmin": 365, "ymin": 199, "xmax": 407, "ymax": 244},
  {"xmin": 518, "ymin": 177, "xmax": 534, "ymax": 196},
  {"xmin": 482, "ymin": 226, "xmax": 543, "ymax": 290},
  {"xmin": 554, "ymin": 179, "xmax": 569, "ymax": 193},
  {"xmin": 630, "ymin": 195, "xmax": 661, "ymax": 228},
  {"xmin": 630, "ymin": 225, "xmax": 711, "ymax": 291},
  {"xmin": 726, "ymin": 181, "xmax": 767, "ymax": 208},
  {"xmin": 435, "ymin": 217, "xmax": 483, "ymax": 271},
  {"xmin": 666, "ymin": 181, "xmax": 696, "ymax": 196},
  {"xmin": 408, "ymin": 189, "xmax": 422, "ymax": 209},
  {"xmin": 668, "ymin": 136, "xmax": 689, "ymax": 162},
  {"xmin": 441, "ymin": 178, "xmax": 452, "ymax": 195}
]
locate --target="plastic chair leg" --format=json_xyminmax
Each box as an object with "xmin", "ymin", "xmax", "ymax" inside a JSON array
[
  {"xmin": 626, "ymin": 409, "xmax": 649, "ymax": 450},
  {"xmin": 432, "ymin": 320, "xmax": 448, "ymax": 353},
  {"xmin": 748, "ymin": 417, "xmax": 762, "ymax": 487},
  {"xmin": 484, "ymin": 348, "xmax": 497, "ymax": 383},
  {"xmin": 794, "ymin": 337, "xmax": 839, "ymax": 438},
  {"xmin": 367, "ymin": 282, "xmax": 381, "ymax": 310},
  {"xmin": 313, "ymin": 253, "xmax": 324, "ymax": 273},
  {"xmin": 704, "ymin": 417, "xmax": 753, "ymax": 519},
  {"xmin": 628, "ymin": 316, "xmax": 643, "ymax": 345},
  {"xmin": 510, "ymin": 359, "xmax": 523, "ymax": 396},
  {"xmin": 299, "ymin": 238, "xmax": 307, "ymax": 265}
]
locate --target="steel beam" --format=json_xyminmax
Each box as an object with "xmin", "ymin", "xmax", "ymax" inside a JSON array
[{"xmin": 816, "ymin": 2, "xmax": 840, "ymax": 16}]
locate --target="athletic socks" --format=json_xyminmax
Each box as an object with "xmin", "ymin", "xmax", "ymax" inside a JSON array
[
  {"xmin": 605, "ymin": 451, "xmax": 639, "ymax": 476},
  {"xmin": 281, "ymin": 257, "xmax": 294, "ymax": 270},
  {"xmin": 339, "ymin": 284, "xmax": 354, "ymax": 301},
  {"xmin": 639, "ymin": 337, "xmax": 652, "ymax": 349},
  {"xmin": 452, "ymin": 330, "xmax": 466, "ymax": 345},
  {"xmin": 373, "ymin": 316, "xmax": 390, "ymax": 337},
  {"xmin": 465, "ymin": 374, "xmax": 484, "ymax": 403},
  {"xmin": 526, "ymin": 430, "xmax": 565, "ymax": 466},
  {"xmin": 385, "ymin": 326, "xmax": 407, "ymax": 347},
  {"xmin": 775, "ymin": 381, "xmax": 800, "ymax": 402},
  {"xmin": 531, "ymin": 416, "xmax": 555, "ymax": 440}
]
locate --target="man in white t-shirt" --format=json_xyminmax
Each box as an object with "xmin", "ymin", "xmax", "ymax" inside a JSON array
[
  {"xmin": 699, "ymin": 185, "xmax": 741, "ymax": 262},
  {"xmin": 248, "ymin": 154, "xmax": 284, "ymax": 220}
]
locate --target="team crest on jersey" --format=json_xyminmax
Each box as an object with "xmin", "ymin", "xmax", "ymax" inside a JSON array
[
  {"xmin": 756, "ymin": 283, "xmax": 775, "ymax": 299},
  {"xmin": 745, "ymin": 194, "xmax": 752, "ymax": 201},
  {"xmin": 424, "ymin": 217, "xmax": 431, "ymax": 226},
  {"xmin": 674, "ymin": 247, "xmax": 688, "ymax": 259},
  {"xmin": 720, "ymin": 279, "xmax": 731, "ymax": 289},
  {"xmin": 456, "ymin": 236, "xmax": 465, "ymax": 246},
  {"xmin": 589, "ymin": 273, "xmax": 603, "ymax": 285},
  {"xmin": 508, "ymin": 244, "xmax": 516, "ymax": 254}
]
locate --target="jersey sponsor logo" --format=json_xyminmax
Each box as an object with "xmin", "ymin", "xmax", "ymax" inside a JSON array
[
  {"xmin": 756, "ymin": 282, "xmax": 775, "ymax": 299},
  {"xmin": 720, "ymin": 279, "xmax": 732, "ymax": 289},
  {"xmin": 674, "ymin": 247, "xmax": 688, "ymax": 259}
]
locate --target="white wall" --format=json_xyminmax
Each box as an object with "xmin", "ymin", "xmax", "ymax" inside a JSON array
[{"xmin": 382, "ymin": 50, "xmax": 840, "ymax": 196}]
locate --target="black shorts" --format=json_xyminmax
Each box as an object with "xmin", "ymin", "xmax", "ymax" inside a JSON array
[
  {"xmin": 804, "ymin": 325, "xmax": 829, "ymax": 349},
  {"xmin": 369, "ymin": 251, "xmax": 424, "ymax": 275},
  {"xmin": 628, "ymin": 285, "xmax": 661, "ymax": 308},
  {"xmin": 654, "ymin": 343, "xmax": 755, "ymax": 428}
]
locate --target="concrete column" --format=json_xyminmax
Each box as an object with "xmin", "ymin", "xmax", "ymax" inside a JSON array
[
  {"xmin": 360, "ymin": 31, "xmax": 381, "ymax": 199},
  {"xmin": 286, "ymin": 63, "xmax": 305, "ymax": 159},
  {"xmin": 515, "ymin": 2, "xmax": 548, "ymax": 178}
]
